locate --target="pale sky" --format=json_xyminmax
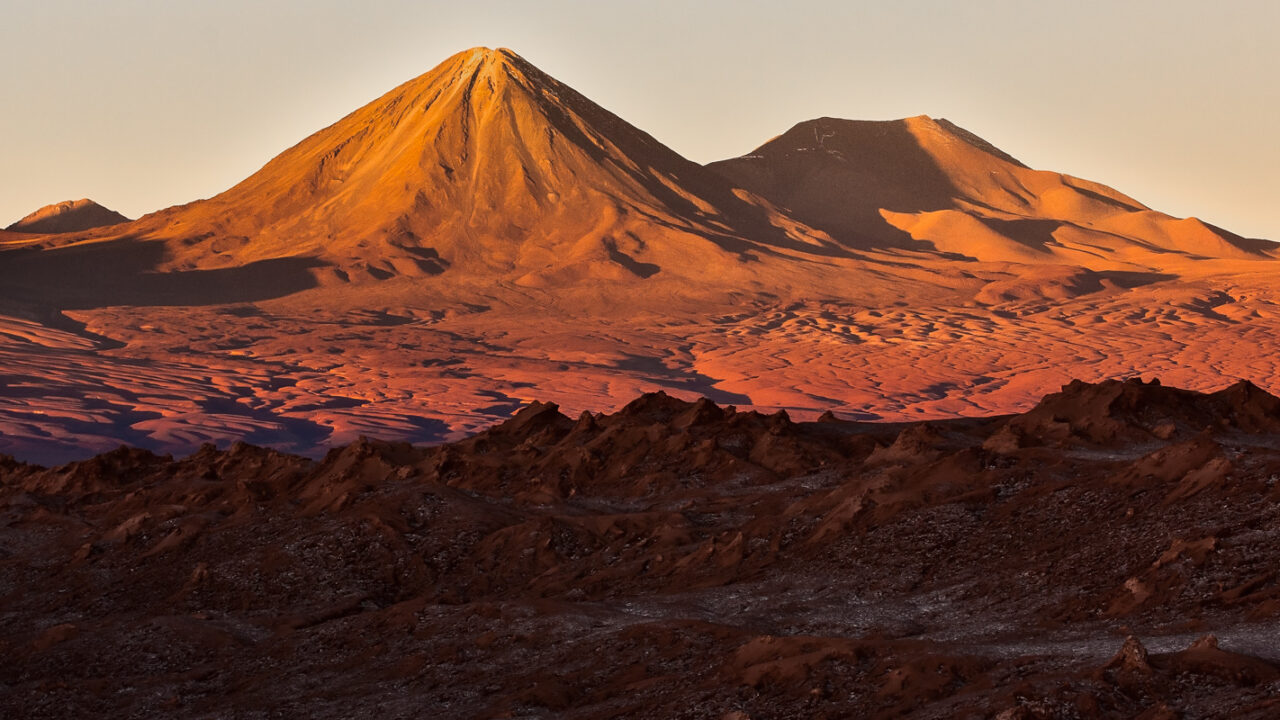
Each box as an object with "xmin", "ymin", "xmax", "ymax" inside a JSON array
[{"xmin": 3, "ymin": 0, "xmax": 1277, "ymax": 240}]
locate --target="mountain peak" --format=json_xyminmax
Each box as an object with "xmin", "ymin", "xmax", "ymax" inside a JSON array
[
  {"xmin": 127, "ymin": 45, "xmax": 831, "ymax": 286},
  {"xmin": 455, "ymin": 46, "xmax": 518, "ymax": 62},
  {"xmin": 6, "ymin": 198, "xmax": 130, "ymax": 234},
  {"xmin": 450, "ymin": 46, "xmax": 522, "ymax": 75},
  {"xmin": 910, "ymin": 116, "xmax": 1027, "ymax": 167},
  {"xmin": 709, "ymin": 112, "xmax": 1267, "ymax": 264},
  {"xmin": 773, "ymin": 116, "xmax": 1020, "ymax": 167},
  {"xmin": 396, "ymin": 46, "xmax": 532, "ymax": 103}
]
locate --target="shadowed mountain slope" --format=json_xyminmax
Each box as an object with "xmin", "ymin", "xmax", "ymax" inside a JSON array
[{"xmin": 709, "ymin": 116, "xmax": 1274, "ymax": 266}]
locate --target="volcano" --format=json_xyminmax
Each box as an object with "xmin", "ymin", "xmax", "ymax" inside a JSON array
[
  {"xmin": 709, "ymin": 116, "xmax": 1273, "ymax": 266},
  {"xmin": 122, "ymin": 47, "xmax": 849, "ymax": 289}
]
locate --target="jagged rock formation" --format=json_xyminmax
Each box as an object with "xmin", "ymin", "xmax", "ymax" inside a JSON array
[{"xmin": 5, "ymin": 379, "xmax": 1280, "ymax": 718}]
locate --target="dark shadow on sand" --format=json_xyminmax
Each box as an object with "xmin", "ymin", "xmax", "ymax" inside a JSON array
[{"xmin": 0, "ymin": 237, "xmax": 325, "ymax": 310}]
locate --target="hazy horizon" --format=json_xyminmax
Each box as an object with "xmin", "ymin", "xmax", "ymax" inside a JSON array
[{"xmin": 3, "ymin": 0, "xmax": 1277, "ymax": 240}]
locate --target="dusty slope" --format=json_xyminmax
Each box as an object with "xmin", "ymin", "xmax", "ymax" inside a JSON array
[
  {"xmin": 5, "ymin": 198, "xmax": 129, "ymax": 234},
  {"xmin": 6, "ymin": 379, "xmax": 1280, "ymax": 718},
  {"xmin": 708, "ymin": 116, "xmax": 1273, "ymax": 267}
]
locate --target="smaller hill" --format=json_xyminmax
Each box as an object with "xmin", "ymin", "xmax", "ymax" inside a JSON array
[
  {"xmin": 6, "ymin": 198, "xmax": 130, "ymax": 234},
  {"xmin": 708, "ymin": 116, "xmax": 1274, "ymax": 268}
]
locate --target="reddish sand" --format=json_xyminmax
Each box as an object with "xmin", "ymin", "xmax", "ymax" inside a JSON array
[
  {"xmin": 0, "ymin": 47, "xmax": 1274, "ymax": 464},
  {"xmin": 5, "ymin": 379, "xmax": 1280, "ymax": 717}
]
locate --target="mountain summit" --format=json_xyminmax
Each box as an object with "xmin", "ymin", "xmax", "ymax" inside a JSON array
[
  {"xmin": 709, "ymin": 116, "xmax": 1271, "ymax": 266},
  {"xmin": 132, "ymin": 47, "xmax": 838, "ymax": 287},
  {"xmin": 6, "ymin": 198, "xmax": 129, "ymax": 234}
]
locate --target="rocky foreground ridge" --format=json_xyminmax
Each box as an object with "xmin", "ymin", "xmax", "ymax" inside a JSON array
[{"xmin": 5, "ymin": 378, "xmax": 1280, "ymax": 718}]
